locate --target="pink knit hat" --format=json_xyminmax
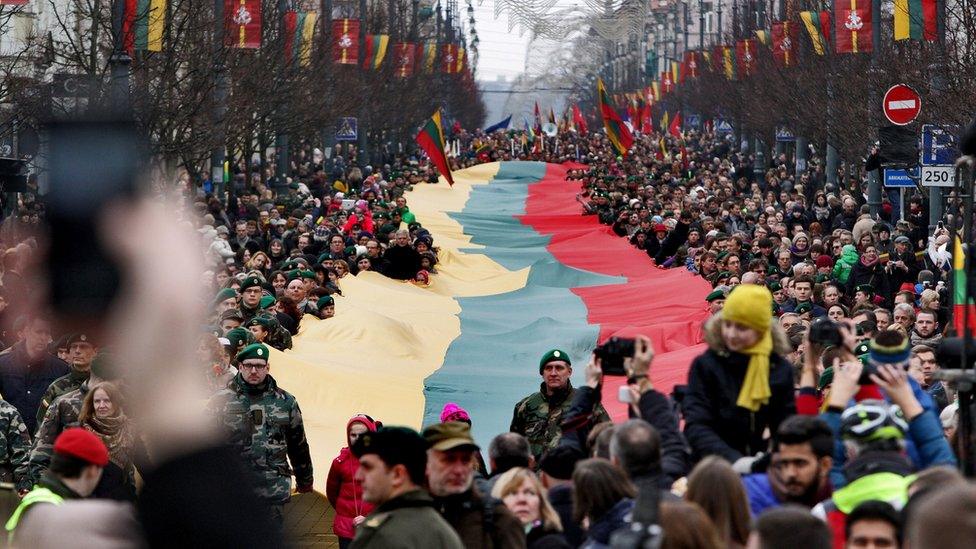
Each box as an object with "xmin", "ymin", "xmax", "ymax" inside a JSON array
[{"xmin": 440, "ymin": 403, "xmax": 472, "ymax": 424}]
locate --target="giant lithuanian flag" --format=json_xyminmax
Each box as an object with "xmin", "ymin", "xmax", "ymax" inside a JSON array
[
  {"xmin": 597, "ymin": 78, "xmax": 633, "ymax": 156},
  {"xmin": 415, "ymin": 109, "xmax": 455, "ymax": 186},
  {"xmin": 953, "ymin": 236, "xmax": 976, "ymax": 336}
]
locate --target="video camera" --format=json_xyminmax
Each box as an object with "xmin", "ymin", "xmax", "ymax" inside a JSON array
[{"xmin": 594, "ymin": 337, "xmax": 635, "ymax": 376}]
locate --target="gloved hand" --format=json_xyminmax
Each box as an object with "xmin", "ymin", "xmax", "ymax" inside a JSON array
[{"xmin": 732, "ymin": 453, "xmax": 764, "ymax": 475}]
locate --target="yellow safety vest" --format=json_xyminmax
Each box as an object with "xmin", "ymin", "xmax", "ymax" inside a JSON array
[{"xmin": 5, "ymin": 486, "xmax": 64, "ymax": 537}]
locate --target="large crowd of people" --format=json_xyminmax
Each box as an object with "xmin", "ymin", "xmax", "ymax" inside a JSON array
[{"xmin": 0, "ymin": 121, "xmax": 972, "ymax": 549}]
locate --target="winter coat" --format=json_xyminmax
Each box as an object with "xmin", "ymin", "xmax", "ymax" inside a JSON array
[
  {"xmin": 832, "ymin": 245, "xmax": 859, "ymax": 285},
  {"xmin": 327, "ymin": 416, "xmax": 378, "ymax": 539},
  {"xmin": 845, "ymin": 261, "xmax": 890, "ymax": 303},
  {"xmin": 580, "ymin": 498, "xmax": 634, "ymax": 549},
  {"xmin": 682, "ymin": 316, "xmax": 797, "ymax": 463}
]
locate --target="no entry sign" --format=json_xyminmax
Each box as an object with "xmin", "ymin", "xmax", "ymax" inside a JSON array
[{"xmin": 883, "ymin": 84, "xmax": 921, "ymax": 126}]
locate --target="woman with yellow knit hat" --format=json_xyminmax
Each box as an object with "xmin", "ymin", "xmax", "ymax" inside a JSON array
[{"xmin": 682, "ymin": 284, "xmax": 796, "ymax": 472}]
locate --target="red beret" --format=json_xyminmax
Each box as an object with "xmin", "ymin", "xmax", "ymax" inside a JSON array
[
  {"xmin": 54, "ymin": 428, "xmax": 109, "ymax": 467},
  {"xmin": 653, "ymin": 223, "xmax": 667, "ymax": 232},
  {"xmin": 815, "ymin": 255, "xmax": 834, "ymax": 269}
]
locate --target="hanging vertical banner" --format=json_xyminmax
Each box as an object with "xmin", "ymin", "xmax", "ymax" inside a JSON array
[
  {"xmin": 224, "ymin": 0, "xmax": 262, "ymax": 49},
  {"xmin": 441, "ymin": 44, "xmax": 459, "ymax": 73},
  {"xmin": 735, "ymin": 38, "xmax": 757, "ymax": 77},
  {"xmin": 331, "ymin": 18, "xmax": 360, "ymax": 64},
  {"xmin": 393, "ymin": 42, "xmax": 416, "ymax": 77},
  {"xmin": 893, "ymin": 0, "xmax": 937, "ymax": 41},
  {"xmin": 284, "ymin": 12, "xmax": 317, "ymax": 67},
  {"xmin": 661, "ymin": 70, "xmax": 674, "ymax": 94},
  {"xmin": 125, "ymin": 0, "xmax": 167, "ymax": 53},
  {"xmin": 298, "ymin": 12, "xmax": 316, "ymax": 66},
  {"xmin": 683, "ymin": 51, "xmax": 699, "ymax": 80},
  {"xmin": 772, "ymin": 21, "xmax": 798, "ymax": 67},
  {"xmin": 834, "ymin": 0, "xmax": 873, "ymax": 53},
  {"xmin": 362, "ymin": 34, "xmax": 390, "ymax": 69},
  {"xmin": 799, "ymin": 11, "xmax": 831, "ymax": 55},
  {"xmin": 456, "ymin": 47, "xmax": 466, "ymax": 73}
]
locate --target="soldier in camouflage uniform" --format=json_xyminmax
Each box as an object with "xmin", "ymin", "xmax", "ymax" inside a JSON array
[
  {"xmin": 28, "ymin": 380, "xmax": 89, "ymax": 484},
  {"xmin": 207, "ymin": 343, "xmax": 313, "ymax": 528},
  {"xmin": 510, "ymin": 349, "xmax": 610, "ymax": 463},
  {"xmin": 35, "ymin": 333, "xmax": 96, "ymax": 429},
  {"xmin": 0, "ymin": 397, "xmax": 31, "ymax": 494}
]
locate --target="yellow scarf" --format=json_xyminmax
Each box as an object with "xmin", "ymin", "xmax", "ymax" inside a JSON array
[{"xmin": 735, "ymin": 329, "xmax": 773, "ymax": 411}]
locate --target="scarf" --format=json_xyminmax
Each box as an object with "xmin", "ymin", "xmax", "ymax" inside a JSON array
[
  {"xmin": 85, "ymin": 414, "xmax": 133, "ymax": 469},
  {"xmin": 860, "ymin": 255, "xmax": 879, "ymax": 267},
  {"xmin": 735, "ymin": 329, "xmax": 774, "ymax": 412}
]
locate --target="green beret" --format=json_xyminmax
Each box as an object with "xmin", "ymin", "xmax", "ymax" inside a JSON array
[
  {"xmin": 247, "ymin": 316, "xmax": 272, "ymax": 330},
  {"xmin": 705, "ymin": 289, "xmax": 727, "ymax": 302},
  {"xmin": 213, "ymin": 287, "xmax": 238, "ymax": 304},
  {"xmin": 259, "ymin": 295, "xmax": 276, "ymax": 309},
  {"xmin": 300, "ymin": 269, "xmax": 316, "ymax": 280},
  {"xmin": 854, "ymin": 341, "xmax": 871, "ymax": 357},
  {"xmin": 225, "ymin": 327, "xmax": 255, "ymax": 352},
  {"xmin": 795, "ymin": 302, "xmax": 813, "ymax": 314},
  {"xmin": 343, "ymin": 246, "xmax": 357, "ymax": 256},
  {"xmin": 818, "ymin": 367, "xmax": 834, "ymax": 390},
  {"xmin": 240, "ymin": 276, "xmax": 263, "ymax": 291},
  {"xmin": 316, "ymin": 296, "xmax": 335, "ymax": 309},
  {"xmin": 288, "ymin": 182, "xmax": 300, "ymax": 190},
  {"xmin": 767, "ymin": 281, "xmax": 782, "ymax": 292},
  {"xmin": 539, "ymin": 349, "xmax": 571, "ymax": 374},
  {"xmin": 716, "ymin": 271, "xmax": 732, "ymax": 280},
  {"xmin": 236, "ymin": 343, "xmax": 270, "ymax": 363},
  {"xmin": 286, "ymin": 269, "xmax": 303, "ymax": 281},
  {"xmin": 716, "ymin": 251, "xmax": 730, "ymax": 261},
  {"xmin": 855, "ymin": 284, "xmax": 875, "ymax": 295}
]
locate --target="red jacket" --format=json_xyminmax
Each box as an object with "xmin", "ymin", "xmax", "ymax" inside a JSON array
[{"xmin": 326, "ymin": 416, "xmax": 376, "ymax": 539}]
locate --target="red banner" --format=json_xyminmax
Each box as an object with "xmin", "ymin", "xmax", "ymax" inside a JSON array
[
  {"xmin": 331, "ymin": 18, "xmax": 360, "ymax": 64},
  {"xmin": 736, "ymin": 38, "xmax": 757, "ymax": 77},
  {"xmin": 393, "ymin": 42, "xmax": 416, "ymax": 77},
  {"xmin": 834, "ymin": 0, "xmax": 872, "ymax": 53},
  {"xmin": 772, "ymin": 22, "xmax": 798, "ymax": 67},
  {"xmin": 682, "ymin": 51, "xmax": 699, "ymax": 81},
  {"xmin": 660, "ymin": 71, "xmax": 674, "ymax": 94},
  {"xmin": 224, "ymin": 0, "xmax": 261, "ymax": 49},
  {"xmin": 441, "ymin": 44, "xmax": 459, "ymax": 74}
]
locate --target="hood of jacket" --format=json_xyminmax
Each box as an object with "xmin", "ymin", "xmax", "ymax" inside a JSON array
[
  {"xmin": 841, "ymin": 244, "xmax": 859, "ymax": 264},
  {"xmin": 346, "ymin": 414, "xmax": 378, "ymax": 447},
  {"xmin": 703, "ymin": 314, "xmax": 792, "ymax": 357}
]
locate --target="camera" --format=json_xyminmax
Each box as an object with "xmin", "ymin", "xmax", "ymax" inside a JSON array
[
  {"xmin": 808, "ymin": 318, "xmax": 843, "ymax": 348},
  {"xmin": 594, "ymin": 337, "xmax": 635, "ymax": 376}
]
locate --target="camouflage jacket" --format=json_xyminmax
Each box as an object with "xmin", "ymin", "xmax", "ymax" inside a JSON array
[
  {"xmin": 207, "ymin": 373, "xmax": 313, "ymax": 504},
  {"xmin": 0, "ymin": 399, "xmax": 31, "ymax": 492},
  {"xmin": 255, "ymin": 312, "xmax": 293, "ymax": 352},
  {"xmin": 510, "ymin": 382, "xmax": 610, "ymax": 462},
  {"xmin": 35, "ymin": 367, "xmax": 89, "ymax": 429},
  {"xmin": 28, "ymin": 382, "xmax": 87, "ymax": 484}
]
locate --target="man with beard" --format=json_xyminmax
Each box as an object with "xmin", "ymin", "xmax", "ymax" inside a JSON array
[
  {"xmin": 910, "ymin": 310, "xmax": 942, "ymax": 347},
  {"xmin": 742, "ymin": 415, "xmax": 834, "ymax": 515}
]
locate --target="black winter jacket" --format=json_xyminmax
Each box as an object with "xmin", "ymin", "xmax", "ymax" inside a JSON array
[{"xmin": 682, "ymin": 317, "xmax": 796, "ymax": 463}]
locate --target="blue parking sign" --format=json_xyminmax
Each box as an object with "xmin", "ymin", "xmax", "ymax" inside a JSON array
[{"xmin": 920, "ymin": 124, "xmax": 958, "ymax": 166}]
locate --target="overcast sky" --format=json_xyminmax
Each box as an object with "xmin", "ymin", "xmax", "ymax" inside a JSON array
[{"xmin": 468, "ymin": 1, "xmax": 531, "ymax": 81}]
